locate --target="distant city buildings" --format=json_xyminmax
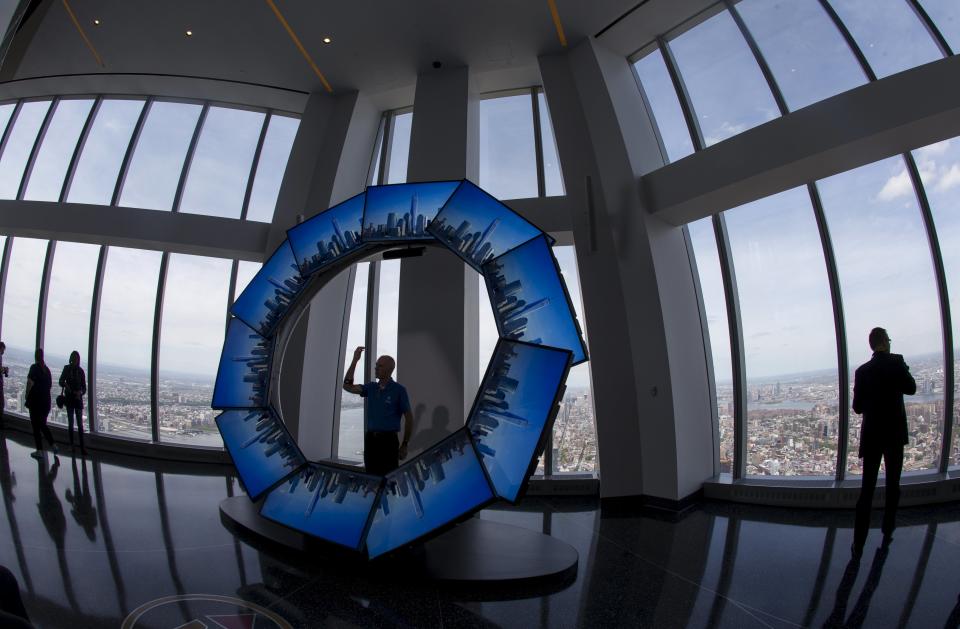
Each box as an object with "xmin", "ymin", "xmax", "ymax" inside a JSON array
[
  {"xmin": 301, "ymin": 216, "xmax": 363, "ymax": 274},
  {"xmin": 430, "ymin": 215, "xmax": 502, "ymax": 266},
  {"xmin": 362, "ymin": 193, "xmax": 431, "ymax": 240}
]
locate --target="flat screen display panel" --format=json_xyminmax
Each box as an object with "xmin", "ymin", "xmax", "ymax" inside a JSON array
[
  {"xmin": 216, "ymin": 408, "xmax": 305, "ymax": 500},
  {"xmin": 287, "ymin": 192, "xmax": 367, "ymax": 276},
  {"xmin": 482, "ymin": 235, "xmax": 588, "ymax": 364},
  {"xmin": 260, "ymin": 464, "xmax": 382, "ymax": 551},
  {"xmin": 364, "ymin": 429, "xmax": 494, "ymax": 558},
  {"xmin": 361, "ymin": 181, "xmax": 460, "ymax": 242},
  {"xmin": 231, "ymin": 241, "xmax": 306, "ymax": 336},
  {"xmin": 428, "ymin": 180, "xmax": 547, "ymax": 271},
  {"xmin": 212, "ymin": 317, "xmax": 271, "ymax": 409},
  {"xmin": 468, "ymin": 340, "xmax": 571, "ymax": 502}
]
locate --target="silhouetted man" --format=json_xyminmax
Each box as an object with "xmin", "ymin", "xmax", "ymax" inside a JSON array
[
  {"xmin": 851, "ymin": 327, "xmax": 916, "ymax": 555},
  {"xmin": 343, "ymin": 347, "xmax": 413, "ymax": 475}
]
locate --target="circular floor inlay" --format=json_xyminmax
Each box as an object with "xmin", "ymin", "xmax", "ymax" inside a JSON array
[{"xmin": 121, "ymin": 594, "xmax": 292, "ymax": 629}]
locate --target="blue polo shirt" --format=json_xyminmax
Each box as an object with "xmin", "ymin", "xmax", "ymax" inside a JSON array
[{"xmin": 360, "ymin": 379, "xmax": 410, "ymax": 432}]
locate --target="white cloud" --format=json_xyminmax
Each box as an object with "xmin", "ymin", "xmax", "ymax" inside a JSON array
[
  {"xmin": 934, "ymin": 163, "xmax": 960, "ymax": 193},
  {"xmin": 876, "ymin": 169, "xmax": 912, "ymax": 202}
]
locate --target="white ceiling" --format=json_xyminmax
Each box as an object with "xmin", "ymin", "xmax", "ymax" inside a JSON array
[{"xmin": 10, "ymin": 0, "xmax": 652, "ymax": 97}]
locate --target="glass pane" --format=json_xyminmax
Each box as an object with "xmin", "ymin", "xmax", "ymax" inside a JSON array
[
  {"xmin": 828, "ymin": 0, "xmax": 943, "ymax": 79},
  {"xmin": 0, "ymin": 100, "xmax": 52, "ymax": 199},
  {"xmin": 180, "ymin": 106, "xmax": 265, "ymax": 219},
  {"xmin": 44, "ymin": 242, "xmax": 99, "ymax": 427},
  {"xmin": 23, "ymin": 99, "xmax": 94, "ymax": 201},
  {"xmin": 478, "ymin": 273, "xmax": 498, "ymax": 377},
  {"xmin": 118, "ymin": 101, "xmax": 202, "ymax": 211},
  {"xmin": 66, "ymin": 99, "xmax": 145, "ymax": 206},
  {"xmin": 246, "ymin": 114, "xmax": 299, "ymax": 223},
  {"xmin": 669, "ymin": 10, "xmax": 780, "ymax": 146},
  {"xmin": 919, "ymin": 0, "xmax": 960, "ymax": 51},
  {"xmin": 234, "ymin": 260, "xmax": 261, "ymax": 297},
  {"xmin": 480, "ymin": 94, "xmax": 538, "ymax": 200},
  {"xmin": 726, "ymin": 188, "xmax": 839, "ymax": 476},
  {"xmin": 0, "ymin": 102, "xmax": 15, "ymax": 138},
  {"xmin": 632, "ymin": 48, "xmax": 696, "ymax": 163},
  {"xmin": 159, "ymin": 253, "xmax": 231, "ymax": 446},
  {"xmin": 552, "ymin": 246, "xmax": 597, "ymax": 473},
  {"xmin": 537, "ymin": 92, "xmax": 564, "ymax": 196},
  {"xmin": 337, "ymin": 262, "xmax": 369, "ymax": 462},
  {"xmin": 386, "ymin": 112, "xmax": 412, "ymax": 185},
  {"xmin": 817, "ymin": 156, "xmax": 943, "ymax": 473},
  {"xmin": 736, "ymin": 0, "xmax": 868, "ymax": 111},
  {"xmin": 911, "ymin": 139, "xmax": 960, "ymax": 467},
  {"xmin": 96, "ymin": 247, "xmax": 162, "ymax": 440},
  {"xmin": 687, "ymin": 219, "xmax": 735, "ymax": 473},
  {"xmin": 0, "ymin": 237, "xmax": 48, "ymax": 414},
  {"xmin": 377, "ymin": 260, "xmax": 400, "ymax": 378}
]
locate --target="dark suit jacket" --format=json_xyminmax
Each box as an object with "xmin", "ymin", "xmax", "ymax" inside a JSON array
[{"xmin": 852, "ymin": 352, "xmax": 917, "ymax": 457}]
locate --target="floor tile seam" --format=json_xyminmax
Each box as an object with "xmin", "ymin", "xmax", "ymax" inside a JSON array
[{"xmin": 541, "ymin": 505, "xmax": 802, "ymax": 629}]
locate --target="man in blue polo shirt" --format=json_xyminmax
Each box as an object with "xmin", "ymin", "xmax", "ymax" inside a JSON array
[{"xmin": 343, "ymin": 346, "xmax": 414, "ymax": 475}]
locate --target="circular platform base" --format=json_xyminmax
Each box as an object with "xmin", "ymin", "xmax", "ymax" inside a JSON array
[{"xmin": 220, "ymin": 496, "xmax": 578, "ymax": 585}]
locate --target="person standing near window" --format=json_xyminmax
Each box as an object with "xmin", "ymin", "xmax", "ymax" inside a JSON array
[
  {"xmin": 26, "ymin": 348, "xmax": 56, "ymax": 459},
  {"xmin": 851, "ymin": 327, "xmax": 916, "ymax": 556},
  {"xmin": 59, "ymin": 351, "xmax": 87, "ymax": 455}
]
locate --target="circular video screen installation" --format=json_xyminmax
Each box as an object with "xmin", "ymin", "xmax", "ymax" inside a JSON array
[{"xmin": 212, "ymin": 180, "xmax": 588, "ymax": 559}]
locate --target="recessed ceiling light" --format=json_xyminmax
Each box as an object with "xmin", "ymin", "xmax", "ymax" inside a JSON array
[
  {"xmin": 93, "ymin": 19, "xmax": 101, "ymax": 26},
  {"xmin": 186, "ymin": 30, "xmax": 193, "ymax": 36},
  {"xmin": 322, "ymin": 36, "xmax": 332, "ymax": 44}
]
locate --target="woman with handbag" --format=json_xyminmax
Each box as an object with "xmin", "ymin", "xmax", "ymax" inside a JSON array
[
  {"xmin": 58, "ymin": 351, "xmax": 87, "ymax": 455},
  {"xmin": 26, "ymin": 347, "xmax": 56, "ymax": 460}
]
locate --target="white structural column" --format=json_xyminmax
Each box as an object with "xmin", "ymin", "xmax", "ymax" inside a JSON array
[
  {"xmin": 540, "ymin": 38, "xmax": 714, "ymax": 502},
  {"xmin": 398, "ymin": 66, "xmax": 480, "ymax": 457},
  {"xmin": 267, "ymin": 90, "xmax": 382, "ymax": 457}
]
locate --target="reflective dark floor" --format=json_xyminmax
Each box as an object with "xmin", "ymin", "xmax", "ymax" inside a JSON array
[{"xmin": 2, "ymin": 427, "xmax": 960, "ymax": 629}]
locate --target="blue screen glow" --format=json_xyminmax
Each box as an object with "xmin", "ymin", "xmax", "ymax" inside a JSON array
[
  {"xmin": 483, "ymin": 235, "xmax": 588, "ymax": 364},
  {"xmin": 362, "ymin": 181, "xmax": 460, "ymax": 242},
  {"xmin": 213, "ymin": 318, "xmax": 271, "ymax": 409},
  {"xmin": 231, "ymin": 241, "xmax": 306, "ymax": 336},
  {"xmin": 364, "ymin": 429, "xmax": 494, "ymax": 558},
  {"xmin": 287, "ymin": 192, "xmax": 367, "ymax": 276},
  {"xmin": 469, "ymin": 340, "xmax": 571, "ymax": 501},
  {"xmin": 260, "ymin": 464, "xmax": 382, "ymax": 551},
  {"xmin": 216, "ymin": 409, "xmax": 305, "ymax": 500},
  {"xmin": 428, "ymin": 180, "xmax": 546, "ymax": 271}
]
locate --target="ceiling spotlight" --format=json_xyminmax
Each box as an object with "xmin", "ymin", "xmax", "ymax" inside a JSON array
[
  {"xmin": 186, "ymin": 30, "xmax": 193, "ymax": 36},
  {"xmin": 322, "ymin": 36, "xmax": 332, "ymax": 44},
  {"xmin": 93, "ymin": 19, "xmax": 101, "ymax": 26}
]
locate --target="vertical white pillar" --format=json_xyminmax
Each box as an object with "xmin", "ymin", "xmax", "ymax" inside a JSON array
[{"xmin": 397, "ymin": 66, "xmax": 481, "ymax": 456}]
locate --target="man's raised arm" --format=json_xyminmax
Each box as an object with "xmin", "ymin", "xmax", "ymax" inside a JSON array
[{"xmin": 342, "ymin": 346, "xmax": 365, "ymax": 395}]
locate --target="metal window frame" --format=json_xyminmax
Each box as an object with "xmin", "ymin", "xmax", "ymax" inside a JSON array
[
  {"xmin": 150, "ymin": 252, "xmax": 170, "ymax": 443},
  {"xmin": 530, "ymin": 87, "xmax": 547, "ymax": 198},
  {"xmin": 87, "ymin": 245, "xmax": 108, "ymax": 432},
  {"xmin": 907, "ymin": 0, "xmax": 954, "ymax": 57},
  {"xmin": 905, "ymin": 153, "xmax": 955, "ymax": 473},
  {"xmin": 17, "ymin": 97, "xmax": 58, "ymax": 201},
  {"xmin": 35, "ymin": 240, "xmax": 56, "ymax": 352},
  {"xmin": 818, "ymin": 0, "xmax": 878, "ymax": 82},
  {"xmin": 59, "ymin": 96, "xmax": 102, "ymax": 203},
  {"xmin": 111, "ymin": 97, "xmax": 152, "ymax": 207},
  {"xmin": 0, "ymin": 237, "xmax": 11, "ymax": 340},
  {"xmin": 171, "ymin": 102, "xmax": 209, "ymax": 213},
  {"xmin": 240, "ymin": 111, "xmax": 272, "ymax": 221}
]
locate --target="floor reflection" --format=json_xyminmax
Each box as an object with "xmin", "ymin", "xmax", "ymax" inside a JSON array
[{"xmin": 1, "ymin": 427, "xmax": 960, "ymax": 628}]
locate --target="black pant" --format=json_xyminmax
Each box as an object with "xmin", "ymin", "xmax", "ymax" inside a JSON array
[
  {"xmin": 29, "ymin": 406, "xmax": 54, "ymax": 452},
  {"xmin": 66, "ymin": 405, "xmax": 84, "ymax": 448},
  {"xmin": 364, "ymin": 432, "xmax": 399, "ymax": 476},
  {"xmin": 854, "ymin": 443, "xmax": 904, "ymax": 547}
]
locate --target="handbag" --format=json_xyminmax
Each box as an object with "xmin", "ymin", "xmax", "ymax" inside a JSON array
[{"xmin": 56, "ymin": 387, "xmax": 66, "ymax": 410}]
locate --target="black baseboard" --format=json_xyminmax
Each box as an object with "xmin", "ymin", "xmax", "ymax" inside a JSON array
[{"xmin": 600, "ymin": 489, "xmax": 704, "ymax": 520}]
